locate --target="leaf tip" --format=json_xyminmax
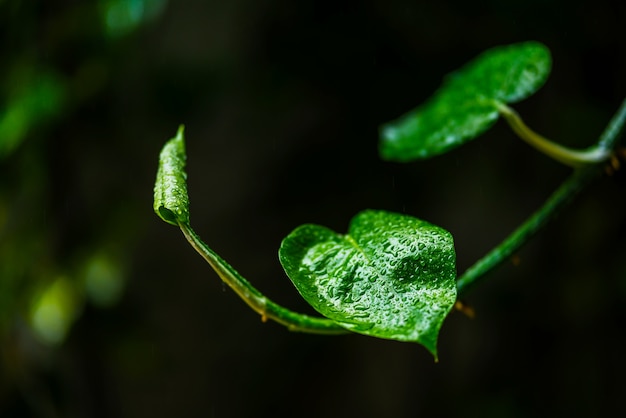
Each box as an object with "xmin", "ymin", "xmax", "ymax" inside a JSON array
[
  {"xmin": 424, "ymin": 336, "xmax": 440, "ymax": 362},
  {"xmin": 378, "ymin": 123, "xmax": 403, "ymax": 161},
  {"xmin": 176, "ymin": 124, "xmax": 185, "ymax": 141},
  {"xmin": 378, "ymin": 119, "xmax": 431, "ymax": 162}
]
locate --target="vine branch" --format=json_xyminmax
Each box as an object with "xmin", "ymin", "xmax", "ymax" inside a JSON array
[
  {"xmin": 178, "ymin": 222, "xmax": 348, "ymax": 334},
  {"xmin": 457, "ymin": 97, "xmax": 626, "ymax": 295}
]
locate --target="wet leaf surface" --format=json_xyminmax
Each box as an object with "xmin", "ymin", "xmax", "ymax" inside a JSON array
[
  {"xmin": 154, "ymin": 125, "xmax": 189, "ymax": 226},
  {"xmin": 279, "ymin": 210, "xmax": 457, "ymax": 358}
]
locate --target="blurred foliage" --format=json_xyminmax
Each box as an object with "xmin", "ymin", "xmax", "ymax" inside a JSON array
[
  {"xmin": 0, "ymin": 69, "xmax": 66, "ymax": 157},
  {"xmin": 0, "ymin": 0, "xmax": 166, "ymax": 317},
  {"xmin": 101, "ymin": 0, "xmax": 167, "ymax": 39},
  {"xmin": 0, "ymin": 0, "xmax": 625, "ymax": 417},
  {"xmin": 0, "ymin": 0, "xmax": 165, "ymax": 415}
]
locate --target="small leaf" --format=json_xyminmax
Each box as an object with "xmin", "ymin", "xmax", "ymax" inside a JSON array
[
  {"xmin": 279, "ymin": 210, "xmax": 457, "ymax": 358},
  {"xmin": 380, "ymin": 41, "xmax": 552, "ymax": 162},
  {"xmin": 153, "ymin": 125, "xmax": 189, "ymax": 226}
]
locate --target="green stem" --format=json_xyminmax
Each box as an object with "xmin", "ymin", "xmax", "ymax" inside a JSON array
[
  {"xmin": 456, "ymin": 167, "xmax": 599, "ymax": 295},
  {"xmin": 457, "ymin": 98, "xmax": 626, "ymax": 295},
  {"xmin": 178, "ymin": 222, "xmax": 348, "ymax": 334},
  {"xmin": 497, "ymin": 102, "xmax": 611, "ymax": 167},
  {"xmin": 596, "ymin": 98, "xmax": 626, "ymax": 151}
]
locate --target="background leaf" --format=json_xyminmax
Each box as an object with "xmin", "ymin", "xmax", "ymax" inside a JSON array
[
  {"xmin": 279, "ymin": 210, "xmax": 457, "ymax": 358},
  {"xmin": 380, "ymin": 41, "xmax": 551, "ymax": 162}
]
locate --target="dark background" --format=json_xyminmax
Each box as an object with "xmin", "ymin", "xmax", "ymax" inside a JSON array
[{"xmin": 1, "ymin": 0, "xmax": 626, "ymax": 417}]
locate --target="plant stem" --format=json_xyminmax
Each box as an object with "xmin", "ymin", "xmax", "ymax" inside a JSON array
[
  {"xmin": 597, "ymin": 98, "xmax": 626, "ymax": 151},
  {"xmin": 178, "ymin": 222, "xmax": 348, "ymax": 334},
  {"xmin": 497, "ymin": 102, "xmax": 611, "ymax": 167},
  {"xmin": 455, "ymin": 167, "xmax": 599, "ymax": 295},
  {"xmin": 457, "ymin": 98, "xmax": 626, "ymax": 295}
]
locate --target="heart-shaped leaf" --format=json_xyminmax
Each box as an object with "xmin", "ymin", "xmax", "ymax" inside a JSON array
[
  {"xmin": 279, "ymin": 210, "xmax": 457, "ymax": 358},
  {"xmin": 380, "ymin": 41, "xmax": 551, "ymax": 162}
]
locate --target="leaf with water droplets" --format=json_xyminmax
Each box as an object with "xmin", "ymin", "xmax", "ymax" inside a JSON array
[
  {"xmin": 380, "ymin": 41, "xmax": 551, "ymax": 162},
  {"xmin": 279, "ymin": 210, "xmax": 457, "ymax": 358},
  {"xmin": 154, "ymin": 125, "xmax": 189, "ymax": 226}
]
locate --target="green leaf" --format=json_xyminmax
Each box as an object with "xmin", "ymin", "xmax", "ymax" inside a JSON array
[
  {"xmin": 153, "ymin": 125, "xmax": 190, "ymax": 226},
  {"xmin": 380, "ymin": 41, "xmax": 552, "ymax": 162},
  {"xmin": 279, "ymin": 210, "xmax": 457, "ymax": 358}
]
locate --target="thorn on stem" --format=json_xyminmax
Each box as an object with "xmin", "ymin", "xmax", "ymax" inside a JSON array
[
  {"xmin": 605, "ymin": 148, "xmax": 625, "ymax": 176},
  {"xmin": 454, "ymin": 300, "xmax": 475, "ymax": 319}
]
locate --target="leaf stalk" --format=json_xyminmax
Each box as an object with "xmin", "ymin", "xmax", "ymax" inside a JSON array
[{"xmin": 497, "ymin": 102, "xmax": 611, "ymax": 167}]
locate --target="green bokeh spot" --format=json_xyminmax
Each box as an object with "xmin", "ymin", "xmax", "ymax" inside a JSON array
[
  {"xmin": 0, "ymin": 71, "xmax": 66, "ymax": 158},
  {"xmin": 279, "ymin": 210, "xmax": 457, "ymax": 358}
]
